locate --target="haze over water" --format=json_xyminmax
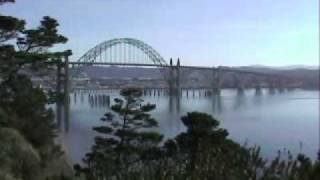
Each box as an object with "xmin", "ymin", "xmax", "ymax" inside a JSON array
[{"xmin": 60, "ymin": 89, "xmax": 319, "ymax": 164}]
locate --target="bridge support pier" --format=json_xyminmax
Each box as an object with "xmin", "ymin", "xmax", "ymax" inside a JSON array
[
  {"xmin": 168, "ymin": 58, "xmax": 181, "ymax": 96},
  {"xmin": 176, "ymin": 59, "xmax": 181, "ymax": 96},
  {"xmin": 237, "ymin": 85, "xmax": 245, "ymax": 95},
  {"xmin": 63, "ymin": 54, "xmax": 70, "ymax": 132},
  {"xmin": 255, "ymin": 84, "xmax": 262, "ymax": 95},
  {"xmin": 55, "ymin": 51, "xmax": 72, "ymax": 132},
  {"xmin": 56, "ymin": 60, "xmax": 62, "ymax": 127},
  {"xmin": 212, "ymin": 68, "xmax": 221, "ymax": 95},
  {"xmin": 277, "ymin": 80, "xmax": 285, "ymax": 93},
  {"xmin": 269, "ymin": 84, "xmax": 275, "ymax": 94},
  {"xmin": 168, "ymin": 59, "xmax": 174, "ymax": 96}
]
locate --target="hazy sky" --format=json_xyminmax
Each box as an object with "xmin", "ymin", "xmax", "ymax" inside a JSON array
[{"xmin": 0, "ymin": 0, "xmax": 318, "ymax": 66}]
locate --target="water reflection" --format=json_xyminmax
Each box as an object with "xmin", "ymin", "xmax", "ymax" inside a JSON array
[
  {"xmin": 80, "ymin": 93, "xmax": 84, "ymax": 104},
  {"xmin": 67, "ymin": 89, "xmax": 271, "ymax": 116},
  {"xmin": 168, "ymin": 95, "xmax": 181, "ymax": 114},
  {"xmin": 269, "ymin": 88, "xmax": 276, "ymax": 95},
  {"xmin": 253, "ymin": 91, "xmax": 263, "ymax": 106},
  {"xmin": 59, "ymin": 89, "xmax": 319, "ymax": 163},
  {"xmin": 212, "ymin": 95, "xmax": 222, "ymax": 114},
  {"xmin": 88, "ymin": 93, "xmax": 110, "ymax": 109},
  {"xmin": 233, "ymin": 92, "xmax": 246, "ymax": 110}
]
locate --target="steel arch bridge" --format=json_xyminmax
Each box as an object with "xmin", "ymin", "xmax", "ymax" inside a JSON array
[
  {"xmin": 69, "ymin": 37, "xmax": 299, "ymax": 93},
  {"xmin": 76, "ymin": 38, "xmax": 168, "ymax": 66},
  {"xmin": 54, "ymin": 37, "xmax": 302, "ymax": 131}
]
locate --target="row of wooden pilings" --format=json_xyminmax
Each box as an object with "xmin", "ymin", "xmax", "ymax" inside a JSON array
[{"xmin": 72, "ymin": 86, "xmax": 292, "ymax": 100}]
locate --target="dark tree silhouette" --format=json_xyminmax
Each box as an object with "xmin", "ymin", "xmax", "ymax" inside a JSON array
[
  {"xmin": 0, "ymin": 4, "xmax": 73, "ymax": 179},
  {"xmin": 76, "ymin": 88, "xmax": 163, "ymax": 179}
]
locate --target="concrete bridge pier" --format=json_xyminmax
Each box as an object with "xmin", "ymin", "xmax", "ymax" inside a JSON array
[
  {"xmin": 168, "ymin": 58, "xmax": 181, "ymax": 96},
  {"xmin": 252, "ymin": 78, "xmax": 262, "ymax": 95},
  {"xmin": 286, "ymin": 86, "xmax": 295, "ymax": 91},
  {"xmin": 237, "ymin": 85, "xmax": 245, "ymax": 95},
  {"xmin": 176, "ymin": 58, "xmax": 181, "ymax": 96},
  {"xmin": 143, "ymin": 89, "xmax": 147, "ymax": 96},
  {"xmin": 278, "ymin": 86, "xmax": 285, "ymax": 93},
  {"xmin": 54, "ymin": 51, "xmax": 72, "ymax": 132},
  {"xmin": 205, "ymin": 89, "xmax": 212, "ymax": 97},
  {"xmin": 212, "ymin": 86, "xmax": 221, "ymax": 95},
  {"xmin": 63, "ymin": 52, "xmax": 71, "ymax": 132},
  {"xmin": 234, "ymin": 75, "xmax": 244, "ymax": 95},
  {"xmin": 268, "ymin": 84, "xmax": 276, "ymax": 94},
  {"xmin": 277, "ymin": 80, "xmax": 285, "ymax": 93},
  {"xmin": 255, "ymin": 84, "xmax": 262, "ymax": 95},
  {"xmin": 212, "ymin": 68, "xmax": 221, "ymax": 95},
  {"xmin": 56, "ymin": 60, "xmax": 62, "ymax": 127},
  {"xmin": 73, "ymin": 92, "xmax": 77, "ymax": 104},
  {"xmin": 168, "ymin": 58, "xmax": 175, "ymax": 96},
  {"xmin": 80, "ymin": 92, "xmax": 84, "ymax": 104}
]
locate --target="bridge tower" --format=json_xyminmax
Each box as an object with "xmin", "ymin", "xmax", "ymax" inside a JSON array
[
  {"xmin": 212, "ymin": 67, "xmax": 221, "ymax": 95},
  {"xmin": 56, "ymin": 50, "xmax": 72, "ymax": 132},
  {"xmin": 168, "ymin": 58, "xmax": 181, "ymax": 96},
  {"xmin": 168, "ymin": 58, "xmax": 174, "ymax": 95},
  {"xmin": 233, "ymin": 74, "xmax": 245, "ymax": 94},
  {"xmin": 267, "ymin": 78, "xmax": 276, "ymax": 94},
  {"xmin": 176, "ymin": 58, "xmax": 181, "ymax": 96},
  {"xmin": 56, "ymin": 59, "xmax": 62, "ymax": 127},
  {"xmin": 253, "ymin": 78, "xmax": 262, "ymax": 95}
]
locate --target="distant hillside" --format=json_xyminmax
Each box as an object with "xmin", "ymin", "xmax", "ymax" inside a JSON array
[
  {"xmin": 241, "ymin": 65, "xmax": 318, "ymax": 70},
  {"xmin": 236, "ymin": 66, "xmax": 319, "ymax": 89},
  {"xmin": 72, "ymin": 66, "xmax": 162, "ymax": 79}
]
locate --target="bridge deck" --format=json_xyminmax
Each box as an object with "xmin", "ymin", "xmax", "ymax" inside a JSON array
[{"xmin": 69, "ymin": 62, "xmax": 288, "ymax": 79}]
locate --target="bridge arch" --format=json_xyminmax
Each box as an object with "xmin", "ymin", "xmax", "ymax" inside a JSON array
[{"xmin": 77, "ymin": 38, "xmax": 168, "ymax": 66}]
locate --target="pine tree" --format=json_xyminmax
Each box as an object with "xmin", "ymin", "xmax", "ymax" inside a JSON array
[
  {"xmin": 0, "ymin": 13, "xmax": 68, "ymax": 147},
  {"xmin": 77, "ymin": 88, "xmax": 163, "ymax": 179},
  {"xmin": 0, "ymin": 2, "xmax": 73, "ymax": 179}
]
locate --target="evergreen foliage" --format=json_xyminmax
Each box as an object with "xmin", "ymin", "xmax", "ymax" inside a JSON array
[
  {"xmin": 77, "ymin": 109, "xmax": 320, "ymax": 180},
  {"xmin": 76, "ymin": 88, "xmax": 163, "ymax": 179},
  {"xmin": 0, "ymin": 2, "xmax": 74, "ymax": 179}
]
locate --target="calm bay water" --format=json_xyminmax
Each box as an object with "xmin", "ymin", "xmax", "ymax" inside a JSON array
[{"xmin": 59, "ymin": 89, "xmax": 319, "ymax": 164}]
